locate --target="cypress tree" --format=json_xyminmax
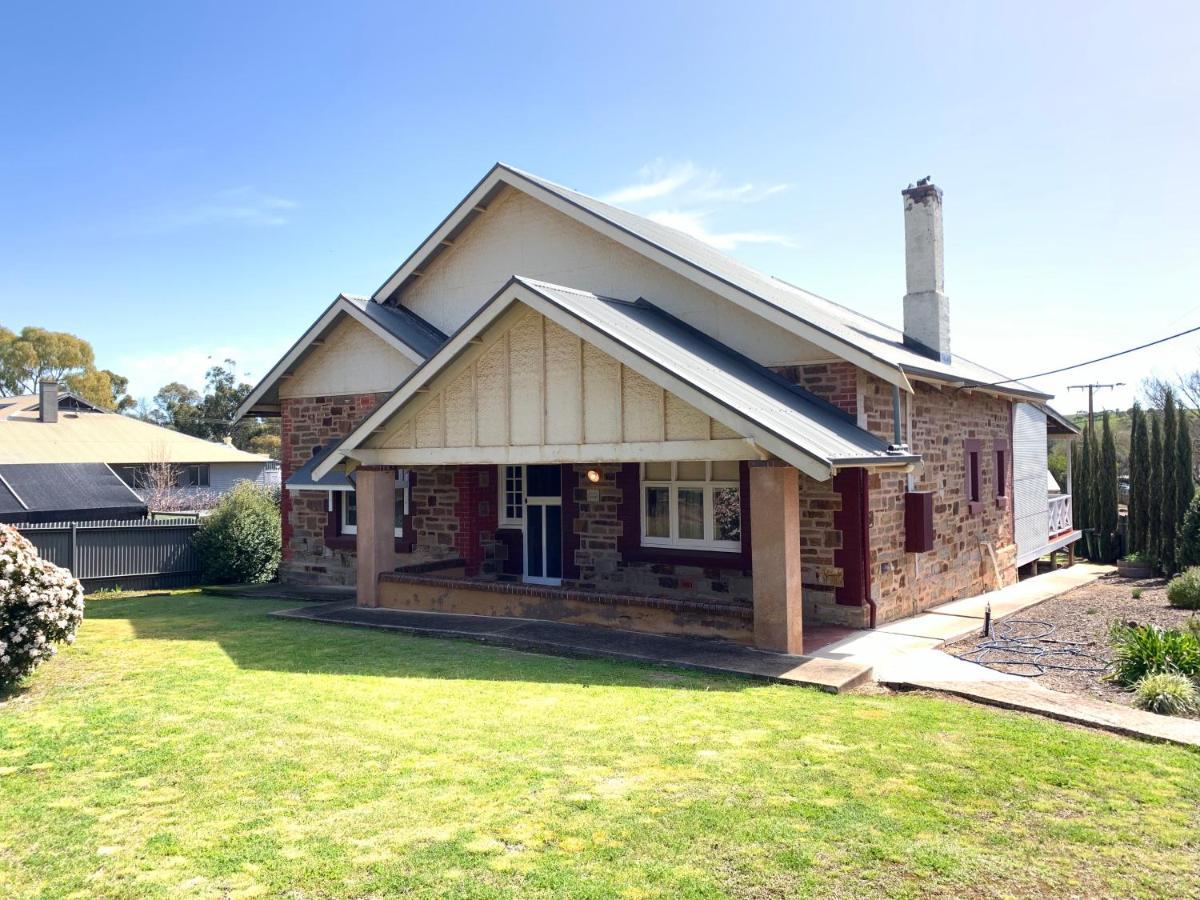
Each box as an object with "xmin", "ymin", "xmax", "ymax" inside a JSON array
[
  {"xmin": 1162, "ymin": 390, "xmax": 1179, "ymax": 573},
  {"xmin": 1099, "ymin": 412, "xmax": 1119, "ymax": 561},
  {"xmin": 1079, "ymin": 425, "xmax": 1094, "ymax": 557},
  {"xmin": 1130, "ymin": 404, "xmax": 1150, "ymax": 555},
  {"xmin": 1070, "ymin": 440, "xmax": 1082, "ymax": 530},
  {"xmin": 1176, "ymin": 408, "xmax": 1194, "ymax": 543},
  {"xmin": 1149, "ymin": 416, "xmax": 1163, "ymax": 565}
]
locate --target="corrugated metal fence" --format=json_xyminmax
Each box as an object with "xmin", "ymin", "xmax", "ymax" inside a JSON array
[{"xmin": 14, "ymin": 517, "xmax": 201, "ymax": 591}]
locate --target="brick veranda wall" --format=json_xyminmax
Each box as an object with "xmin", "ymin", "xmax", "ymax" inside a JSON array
[{"xmin": 860, "ymin": 376, "xmax": 1016, "ymax": 623}]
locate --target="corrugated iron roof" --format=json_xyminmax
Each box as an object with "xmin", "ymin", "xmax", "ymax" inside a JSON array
[
  {"xmin": 236, "ymin": 293, "xmax": 447, "ymax": 420},
  {"xmin": 519, "ymin": 278, "xmax": 919, "ymax": 471},
  {"xmin": 0, "ymin": 401, "xmax": 270, "ymax": 465},
  {"xmin": 0, "ymin": 463, "xmax": 147, "ymax": 523},
  {"xmin": 285, "ymin": 440, "xmax": 353, "ymax": 491},
  {"xmin": 503, "ymin": 166, "xmax": 1047, "ymax": 398}
]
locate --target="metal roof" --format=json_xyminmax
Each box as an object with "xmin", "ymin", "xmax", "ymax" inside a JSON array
[
  {"xmin": 520, "ymin": 279, "xmax": 921, "ymax": 471},
  {"xmin": 285, "ymin": 440, "xmax": 354, "ymax": 492},
  {"xmin": 319, "ymin": 277, "xmax": 920, "ymax": 482},
  {"xmin": 236, "ymin": 293, "xmax": 447, "ymax": 420},
  {"xmin": 0, "ymin": 463, "xmax": 147, "ymax": 524},
  {"xmin": 374, "ymin": 163, "xmax": 1049, "ymax": 400},
  {"xmin": 0, "ymin": 401, "xmax": 271, "ymax": 466}
]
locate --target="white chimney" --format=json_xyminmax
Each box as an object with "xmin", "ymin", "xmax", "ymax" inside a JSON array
[
  {"xmin": 902, "ymin": 178, "xmax": 950, "ymax": 362},
  {"xmin": 38, "ymin": 380, "xmax": 59, "ymax": 423}
]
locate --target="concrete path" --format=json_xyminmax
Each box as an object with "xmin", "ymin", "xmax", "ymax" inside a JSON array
[
  {"xmin": 270, "ymin": 603, "xmax": 873, "ymax": 693},
  {"xmin": 830, "ymin": 563, "xmax": 1200, "ymax": 748},
  {"xmin": 809, "ymin": 563, "xmax": 1114, "ymax": 669}
]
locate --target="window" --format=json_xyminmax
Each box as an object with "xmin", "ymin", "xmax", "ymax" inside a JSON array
[
  {"xmin": 995, "ymin": 449, "xmax": 1007, "ymax": 498},
  {"xmin": 342, "ymin": 470, "xmax": 410, "ymax": 537},
  {"xmin": 184, "ymin": 464, "xmax": 210, "ymax": 488},
  {"xmin": 498, "ymin": 465, "xmax": 524, "ymax": 527},
  {"xmin": 641, "ymin": 461, "xmax": 741, "ymax": 552},
  {"xmin": 967, "ymin": 450, "xmax": 981, "ymax": 504}
]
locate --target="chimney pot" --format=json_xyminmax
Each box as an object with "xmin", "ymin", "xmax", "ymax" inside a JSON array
[
  {"xmin": 901, "ymin": 179, "xmax": 950, "ymax": 362},
  {"xmin": 38, "ymin": 380, "xmax": 59, "ymax": 423}
]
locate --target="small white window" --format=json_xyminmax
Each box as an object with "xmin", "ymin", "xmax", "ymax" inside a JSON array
[
  {"xmin": 342, "ymin": 470, "xmax": 410, "ymax": 537},
  {"xmin": 498, "ymin": 464, "xmax": 524, "ymax": 528},
  {"xmin": 640, "ymin": 462, "xmax": 741, "ymax": 552}
]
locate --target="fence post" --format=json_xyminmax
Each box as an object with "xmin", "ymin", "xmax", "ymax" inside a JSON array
[{"xmin": 69, "ymin": 522, "xmax": 78, "ymax": 576}]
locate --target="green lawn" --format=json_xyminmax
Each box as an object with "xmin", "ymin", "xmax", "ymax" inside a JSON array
[{"xmin": 1, "ymin": 593, "xmax": 1197, "ymax": 898}]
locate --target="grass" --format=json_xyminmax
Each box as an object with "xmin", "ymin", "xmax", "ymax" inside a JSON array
[{"xmin": 0, "ymin": 592, "xmax": 1198, "ymax": 898}]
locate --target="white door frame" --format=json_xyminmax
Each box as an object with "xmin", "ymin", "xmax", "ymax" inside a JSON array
[{"xmin": 523, "ymin": 494, "xmax": 563, "ymax": 586}]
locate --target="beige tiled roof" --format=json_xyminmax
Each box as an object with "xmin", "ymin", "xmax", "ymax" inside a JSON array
[{"xmin": 0, "ymin": 395, "xmax": 269, "ymax": 465}]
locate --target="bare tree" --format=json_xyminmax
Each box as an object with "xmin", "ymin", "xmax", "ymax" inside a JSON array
[{"xmin": 137, "ymin": 446, "xmax": 219, "ymax": 513}]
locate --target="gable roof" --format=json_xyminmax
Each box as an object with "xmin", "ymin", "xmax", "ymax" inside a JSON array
[
  {"xmin": 0, "ymin": 400, "xmax": 269, "ymax": 466},
  {"xmin": 0, "ymin": 462, "xmax": 147, "ymax": 524},
  {"xmin": 373, "ymin": 163, "xmax": 1049, "ymax": 400},
  {"xmin": 315, "ymin": 277, "xmax": 920, "ymax": 483},
  {"xmin": 235, "ymin": 293, "xmax": 448, "ymax": 419}
]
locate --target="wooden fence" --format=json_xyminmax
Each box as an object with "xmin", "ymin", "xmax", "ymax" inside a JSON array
[{"xmin": 14, "ymin": 517, "xmax": 201, "ymax": 591}]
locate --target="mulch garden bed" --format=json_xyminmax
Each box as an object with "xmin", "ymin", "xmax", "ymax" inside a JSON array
[{"xmin": 945, "ymin": 572, "xmax": 1200, "ymax": 706}]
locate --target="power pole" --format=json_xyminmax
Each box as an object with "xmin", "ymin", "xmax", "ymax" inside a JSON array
[{"xmin": 1068, "ymin": 382, "xmax": 1125, "ymax": 432}]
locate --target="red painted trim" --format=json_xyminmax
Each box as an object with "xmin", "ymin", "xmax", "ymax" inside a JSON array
[
  {"xmin": 833, "ymin": 468, "xmax": 871, "ymax": 609},
  {"xmin": 615, "ymin": 462, "xmax": 751, "ymax": 572},
  {"xmin": 561, "ymin": 464, "xmax": 581, "ymax": 580}
]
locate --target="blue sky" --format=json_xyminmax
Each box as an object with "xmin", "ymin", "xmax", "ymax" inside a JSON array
[{"xmin": 2, "ymin": 1, "xmax": 1198, "ymax": 412}]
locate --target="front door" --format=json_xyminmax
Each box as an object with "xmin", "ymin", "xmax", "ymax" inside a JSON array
[{"xmin": 523, "ymin": 465, "xmax": 563, "ymax": 585}]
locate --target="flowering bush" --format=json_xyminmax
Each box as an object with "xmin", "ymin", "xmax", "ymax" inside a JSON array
[{"xmin": 0, "ymin": 524, "xmax": 85, "ymax": 688}]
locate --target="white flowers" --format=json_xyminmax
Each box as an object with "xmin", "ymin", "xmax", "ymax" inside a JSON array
[{"xmin": 0, "ymin": 524, "xmax": 84, "ymax": 687}]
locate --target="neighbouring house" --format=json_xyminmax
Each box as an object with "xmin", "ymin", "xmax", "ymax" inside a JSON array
[
  {"xmin": 0, "ymin": 462, "xmax": 147, "ymax": 524},
  {"xmin": 237, "ymin": 165, "xmax": 1079, "ymax": 653},
  {"xmin": 0, "ymin": 383, "xmax": 279, "ymax": 514}
]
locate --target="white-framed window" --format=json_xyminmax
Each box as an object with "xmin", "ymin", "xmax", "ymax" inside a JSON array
[
  {"xmin": 498, "ymin": 464, "xmax": 524, "ymax": 528},
  {"xmin": 184, "ymin": 464, "xmax": 210, "ymax": 487},
  {"xmin": 640, "ymin": 461, "xmax": 742, "ymax": 552},
  {"xmin": 342, "ymin": 470, "xmax": 410, "ymax": 537}
]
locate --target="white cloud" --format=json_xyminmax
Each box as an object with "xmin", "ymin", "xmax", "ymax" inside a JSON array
[
  {"xmin": 130, "ymin": 187, "xmax": 298, "ymax": 233},
  {"xmin": 646, "ymin": 209, "xmax": 797, "ymax": 250},
  {"xmin": 601, "ymin": 160, "xmax": 701, "ymax": 205},
  {"xmin": 113, "ymin": 340, "xmax": 292, "ymax": 404},
  {"xmin": 602, "ymin": 160, "xmax": 796, "ymax": 249}
]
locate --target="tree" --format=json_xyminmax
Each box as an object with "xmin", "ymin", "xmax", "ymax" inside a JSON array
[
  {"xmin": 1129, "ymin": 403, "xmax": 1150, "ymax": 555},
  {"xmin": 1149, "ymin": 416, "xmax": 1163, "ymax": 564},
  {"xmin": 147, "ymin": 361, "xmax": 280, "ymax": 459},
  {"xmin": 65, "ymin": 367, "xmax": 134, "ymax": 412},
  {"xmin": 1162, "ymin": 390, "xmax": 1180, "ymax": 573},
  {"xmin": 1176, "ymin": 407, "xmax": 1194, "ymax": 547},
  {"xmin": 1098, "ymin": 412, "xmax": 1119, "ymax": 561},
  {"xmin": 0, "ymin": 326, "xmax": 132, "ymax": 410},
  {"xmin": 1080, "ymin": 427, "xmax": 1099, "ymax": 556}
]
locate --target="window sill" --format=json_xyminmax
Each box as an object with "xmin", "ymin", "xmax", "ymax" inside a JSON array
[
  {"xmin": 968, "ymin": 501, "xmax": 985, "ymax": 516},
  {"xmin": 627, "ymin": 544, "xmax": 749, "ymax": 571}
]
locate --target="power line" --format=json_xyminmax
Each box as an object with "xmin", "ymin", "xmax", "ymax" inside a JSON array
[{"xmin": 982, "ymin": 322, "xmax": 1200, "ymax": 387}]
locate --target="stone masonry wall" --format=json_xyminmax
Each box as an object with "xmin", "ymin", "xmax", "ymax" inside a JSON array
[
  {"xmin": 280, "ymin": 392, "xmax": 386, "ymax": 585},
  {"xmin": 569, "ymin": 464, "xmax": 754, "ymax": 604},
  {"xmin": 861, "ymin": 374, "xmax": 1017, "ymax": 623},
  {"xmin": 772, "ymin": 361, "xmax": 859, "ymax": 415}
]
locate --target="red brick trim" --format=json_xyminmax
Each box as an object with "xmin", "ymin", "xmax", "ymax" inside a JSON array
[
  {"xmin": 562, "ymin": 464, "xmax": 581, "ymax": 580},
  {"xmin": 833, "ymin": 468, "xmax": 871, "ymax": 607},
  {"xmin": 614, "ymin": 462, "xmax": 752, "ymax": 572},
  {"xmin": 964, "ymin": 439, "xmax": 984, "ymax": 515}
]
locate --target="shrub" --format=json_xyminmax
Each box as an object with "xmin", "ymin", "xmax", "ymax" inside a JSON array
[
  {"xmin": 1132, "ymin": 673, "xmax": 1200, "ymax": 717},
  {"xmin": 1178, "ymin": 495, "xmax": 1200, "ymax": 571},
  {"xmin": 0, "ymin": 524, "xmax": 85, "ymax": 688},
  {"xmin": 1166, "ymin": 567, "xmax": 1200, "ymax": 610},
  {"xmin": 1122, "ymin": 551, "xmax": 1150, "ymax": 564},
  {"xmin": 1108, "ymin": 622, "xmax": 1200, "ymax": 686},
  {"xmin": 192, "ymin": 482, "xmax": 281, "ymax": 585},
  {"xmin": 1131, "ymin": 588, "xmax": 1144, "ymax": 600}
]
